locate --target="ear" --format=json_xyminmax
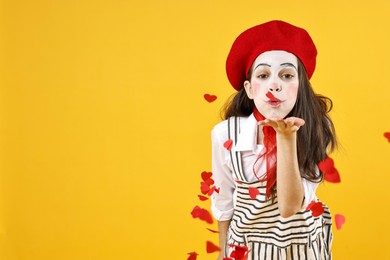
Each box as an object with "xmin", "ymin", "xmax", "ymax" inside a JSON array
[{"xmin": 243, "ymin": 80, "xmax": 254, "ymax": 99}]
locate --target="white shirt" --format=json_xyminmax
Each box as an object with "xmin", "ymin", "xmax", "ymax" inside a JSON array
[{"xmin": 210, "ymin": 114, "xmax": 319, "ymax": 221}]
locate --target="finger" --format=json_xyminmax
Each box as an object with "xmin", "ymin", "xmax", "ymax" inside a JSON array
[
  {"xmin": 285, "ymin": 117, "xmax": 305, "ymax": 127},
  {"xmin": 259, "ymin": 119, "xmax": 279, "ymax": 128},
  {"xmin": 285, "ymin": 119, "xmax": 295, "ymax": 128},
  {"xmin": 294, "ymin": 118, "xmax": 305, "ymax": 127},
  {"xmin": 292, "ymin": 125, "xmax": 300, "ymax": 132}
]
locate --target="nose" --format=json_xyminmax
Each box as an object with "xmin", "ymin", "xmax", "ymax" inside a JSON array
[{"xmin": 268, "ymin": 83, "xmax": 282, "ymax": 92}]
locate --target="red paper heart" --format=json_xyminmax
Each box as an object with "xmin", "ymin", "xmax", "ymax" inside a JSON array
[
  {"xmin": 324, "ymin": 169, "xmax": 341, "ymax": 183},
  {"xmin": 335, "ymin": 214, "xmax": 346, "ymax": 230},
  {"xmin": 248, "ymin": 187, "xmax": 260, "ymax": 199},
  {"xmin": 206, "ymin": 241, "xmax": 220, "ymax": 253},
  {"xmin": 198, "ymin": 195, "xmax": 209, "ymax": 201},
  {"xmin": 224, "ymin": 139, "xmax": 233, "ymax": 151},
  {"xmin": 207, "ymin": 185, "xmax": 220, "ymax": 196},
  {"xmin": 200, "ymin": 182, "xmax": 210, "ymax": 195},
  {"xmin": 384, "ymin": 132, "xmax": 390, "ymax": 142},
  {"xmin": 306, "ymin": 201, "xmax": 324, "ymax": 217},
  {"xmin": 266, "ymin": 91, "xmax": 275, "ymax": 99},
  {"xmin": 266, "ymin": 91, "xmax": 280, "ymax": 102},
  {"xmin": 201, "ymin": 171, "xmax": 213, "ymax": 181},
  {"xmin": 318, "ymin": 157, "xmax": 335, "ymax": 172},
  {"xmin": 318, "ymin": 157, "xmax": 341, "ymax": 183},
  {"xmin": 204, "ymin": 94, "xmax": 217, "ymax": 103},
  {"xmin": 191, "ymin": 206, "xmax": 213, "ymax": 224},
  {"xmin": 187, "ymin": 251, "xmax": 198, "ymax": 260},
  {"xmin": 204, "ymin": 178, "xmax": 215, "ymax": 186},
  {"xmin": 228, "ymin": 244, "xmax": 250, "ymax": 260}
]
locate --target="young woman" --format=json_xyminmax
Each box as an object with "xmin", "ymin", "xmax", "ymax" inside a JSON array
[{"xmin": 211, "ymin": 20, "xmax": 337, "ymax": 260}]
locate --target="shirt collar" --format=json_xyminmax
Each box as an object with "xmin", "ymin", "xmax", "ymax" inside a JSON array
[{"xmin": 232, "ymin": 113, "xmax": 259, "ymax": 152}]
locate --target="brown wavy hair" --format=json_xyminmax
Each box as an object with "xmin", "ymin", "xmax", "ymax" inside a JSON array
[{"xmin": 221, "ymin": 59, "xmax": 337, "ymax": 195}]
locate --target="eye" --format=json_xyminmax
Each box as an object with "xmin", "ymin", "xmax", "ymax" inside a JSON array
[
  {"xmin": 281, "ymin": 73, "xmax": 295, "ymax": 79},
  {"xmin": 257, "ymin": 73, "xmax": 269, "ymax": 79}
]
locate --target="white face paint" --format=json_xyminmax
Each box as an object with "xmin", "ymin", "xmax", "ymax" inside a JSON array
[{"xmin": 244, "ymin": 50, "xmax": 299, "ymax": 119}]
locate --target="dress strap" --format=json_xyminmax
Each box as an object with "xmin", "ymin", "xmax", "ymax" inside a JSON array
[{"xmin": 228, "ymin": 117, "xmax": 246, "ymax": 182}]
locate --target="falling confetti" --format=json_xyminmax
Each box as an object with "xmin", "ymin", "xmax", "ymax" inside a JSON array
[
  {"xmin": 204, "ymin": 94, "xmax": 217, "ymax": 103},
  {"xmin": 206, "ymin": 241, "xmax": 221, "ymax": 253},
  {"xmin": 201, "ymin": 171, "xmax": 213, "ymax": 181},
  {"xmin": 318, "ymin": 157, "xmax": 341, "ymax": 183},
  {"xmin": 187, "ymin": 251, "xmax": 198, "ymax": 260},
  {"xmin": 384, "ymin": 132, "xmax": 390, "ymax": 142},
  {"xmin": 200, "ymin": 181, "xmax": 213, "ymax": 195},
  {"xmin": 200, "ymin": 171, "xmax": 219, "ymax": 196},
  {"xmin": 206, "ymin": 228, "xmax": 219, "ymax": 233},
  {"xmin": 266, "ymin": 91, "xmax": 279, "ymax": 101},
  {"xmin": 198, "ymin": 195, "xmax": 209, "ymax": 201},
  {"xmin": 191, "ymin": 206, "xmax": 214, "ymax": 224},
  {"xmin": 224, "ymin": 139, "xmax": 233, "ymax": 151},
  {"xmin": 335, "ymin": 214, "xmax": 346, "ymax": 230},
  {"xmin": 228, "ymin": 244, "xmax": 250, "ymax": 260},
  {"xmin": 306, "ymin": 201, "xmax": 324, "ymax": 217},
  {"xmin": 248, "ymin": 187, "xmax": 260, "ymax": 199}
]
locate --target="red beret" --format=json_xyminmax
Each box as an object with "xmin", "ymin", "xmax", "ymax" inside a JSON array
[{"xmin": 226, "ymin": 20, "xmax": 317, "ymax": 91}]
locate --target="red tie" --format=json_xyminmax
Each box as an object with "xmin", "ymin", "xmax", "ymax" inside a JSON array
[{"xmin": 253, "ymin": 107, "xmax": 277, "ymax": 198}]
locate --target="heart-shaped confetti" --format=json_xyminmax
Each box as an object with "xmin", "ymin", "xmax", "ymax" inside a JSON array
[
  {"xmin": 200, "ymin": 182, "xmax": 211, "ymax": 195},
  {"xmin": 228, "ymin": 244, "xmax": 250, "ymax": 260},
  {"xmin": 207, "ymin": 185, "xmax": 220, "ymax": 196},
  {"xmin": 191, "ymin": 206, "xmax": 213, "ymax": 224},
  {"xmin": 187, "ymin": 251, "xmax": 198, "ymax": 260},
  {"xmin": 203, "ymin": 178, "xmax": 214, "ymax": 186},
  {"xmin": 335, "ymin": 214, "xmax": 346, "ymax": 230},
  {"xmin": 306, "ymin": 201, "xmax": 324, "ymax": 217},
  {"xmin": 201, "ymin": 171, "xmax": 213, "ymax": 181},
  {"xmin": 204, "ymin": 94, "xmax": 217, "ymax": 103},
  {"xmin": 206, "ymin": 241, "xmax": 220, "ymax": 253},
  {"xmin": 318, "ymin": 157, "xmax": 341, "ymax": 183},
  {"xmin": 248, "ymin": 187, "xmax": 260, "ymax": 199},
  {"xmin": 224, "ymin": 139, "xmax": 233, "ymax": 151},
  {"xmin": 384, "ymin": 132, "xmax": 390, "ymax": 142},
  {"xmin": 266, "ymin": 91, "xmax": 276, "ymax": 99},
  {"xmin": 324, "ymin": 169, "xmax": 341, "ymax": 183},
  {"xmin": 318, "ymin": 157, "xmax": 335, "ymax": 172}
]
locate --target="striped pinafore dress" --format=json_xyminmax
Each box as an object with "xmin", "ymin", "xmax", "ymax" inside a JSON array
[{"xmin": 224, "ymin": 117, "xmax": 333, "ymax": 260}]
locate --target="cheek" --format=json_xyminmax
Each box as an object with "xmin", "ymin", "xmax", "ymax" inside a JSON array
[
  {"xmin": 251, "ymin": 82, "xmax": 265, "ymax": 97},
  {"xmin": 284, "ymin": 83, "xmax": 299, "ymax": 100}
]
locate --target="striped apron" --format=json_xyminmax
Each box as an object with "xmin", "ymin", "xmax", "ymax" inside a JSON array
[{"xmin": 225, "ymin": 117, "xmax": 333, "ymax": 260}]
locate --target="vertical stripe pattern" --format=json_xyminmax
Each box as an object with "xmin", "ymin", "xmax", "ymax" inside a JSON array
[{"xmin": 226, "ymin": 117, "xmax": 333, "ymax": 260}]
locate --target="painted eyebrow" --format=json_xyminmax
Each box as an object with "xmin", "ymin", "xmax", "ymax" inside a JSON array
[
  {"xmin": 253, "ymin": 63, "xmax": 271, "ymax": 71},
  {"xmin": 280, "ymin": 63, "xmax": 297, "ymax": 70},
  {"xmin": 253, "ymin": 62, "xmax": 297, "ymax": 71}
]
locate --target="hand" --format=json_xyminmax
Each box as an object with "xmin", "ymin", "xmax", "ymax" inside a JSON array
[{"xmin": 258, "ymin": 117, "xmax": 305, "ymax": 135}]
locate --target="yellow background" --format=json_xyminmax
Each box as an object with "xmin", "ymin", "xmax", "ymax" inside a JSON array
[{"xmin": 1, "ymin": 0, "xmax": 390, "ymax": 259}]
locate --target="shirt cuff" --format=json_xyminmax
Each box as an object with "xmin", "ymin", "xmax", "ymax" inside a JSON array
[
  {"xmin": 301, "ymin": 178, "xmax": 319, "ymax": 209},
  {"xmin": 211, "ymin": 204, "xmax": 234, "ymax": 221}
]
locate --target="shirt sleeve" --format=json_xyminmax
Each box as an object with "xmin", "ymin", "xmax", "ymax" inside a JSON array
[
  {"xmin": 301, "ymin": 174, "xmax": 320, "ymax": 209},
  {"xmin": 210, "ymin": 125, "xmax": 236, "ymax": 221}
]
